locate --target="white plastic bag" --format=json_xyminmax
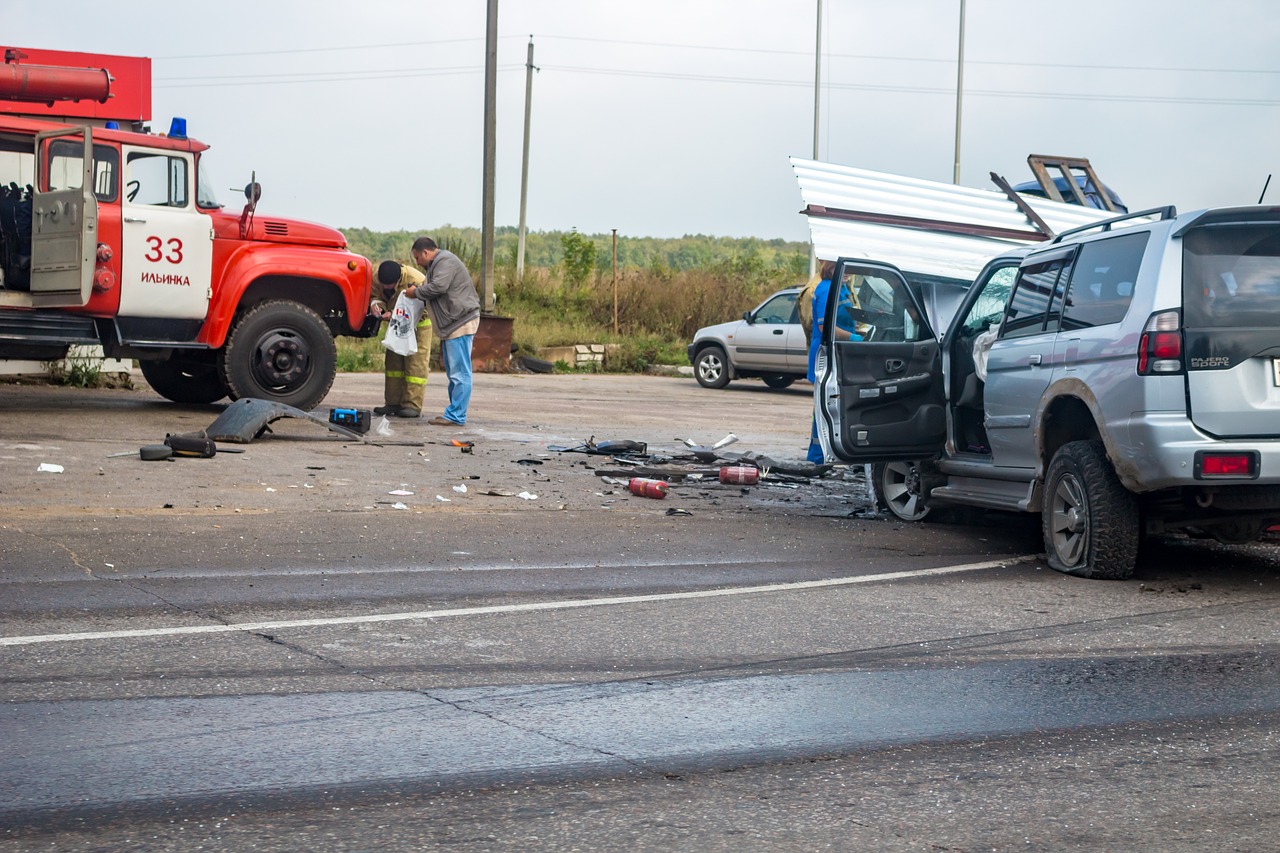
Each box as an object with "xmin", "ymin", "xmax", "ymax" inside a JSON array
[
  {"xmin": 382, "ymin": 292, "xmax": 423, "ymax": 356},
  {"xmin": 972, "ymin": 322, "xmax": 999, "ymax": 382}
]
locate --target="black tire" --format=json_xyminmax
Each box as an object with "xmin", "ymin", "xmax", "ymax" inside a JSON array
[
  {"xmin": 219, "ymin": 300, "xmax": 337, "ymax": 411},
  {"xmin": 873, "ymin": 460, "xmax": 937, "ymax": 522},
  {"xmin": 762, "ymin": 374, "xmax": 796, "ymax": 389},
  {"xmin": 694, "ymin": 346, "xmax": 731, "ymax": 389},
  {"xmin": 1042, "ymin": 440, "xmax": 1140, "ymax": 580},
  {"xmin": 520, "ymin": 355, "xmax": 555, "ymax": 374},
  {"xmin": 139, "ymin": 354, "xmax": 228, "ymax": 405}
]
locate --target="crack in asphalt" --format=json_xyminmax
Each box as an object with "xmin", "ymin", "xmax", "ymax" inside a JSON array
[
  {"xmin": 247, "ymin": 629, "xmax": 662, "ymax": 776},
  {"xmin": 1, "ymin": 525, "xmax": 98, "ymax": 576}
]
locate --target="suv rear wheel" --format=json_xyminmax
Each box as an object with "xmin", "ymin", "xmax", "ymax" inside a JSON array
[{"xmin": 1042, "ymin": 440, "xmax": 1140, "ymax": 580}]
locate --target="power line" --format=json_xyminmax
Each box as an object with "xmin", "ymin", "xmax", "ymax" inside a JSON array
[
  {"xmin": 536, "ymin": 33, "xmax": 1280, "ymax": 76},
  {"xmin": 159, "ymin": 64, "xmax": 496, "ymax": 83},
  {"xmin": 152, "ymin": 33, "xmax": 1280, "ymax": 77},
  {"xmin": 537, "ymin": 63, "xmax": 1280, "ymax": 107},
  {"xmin": 155, "ymin": 36, "xmax": 517, "ymax": 60},
  {"xmin": 151, "ymin": 61, "xmax": 1280, "ymax": 106},
  {"xmin": 149, "ymin": 57, "xmax": 1278, "ymax": 107},
  {"xmin": 154, "ymin": 65, "xmax": 523, "ymax": 89}
]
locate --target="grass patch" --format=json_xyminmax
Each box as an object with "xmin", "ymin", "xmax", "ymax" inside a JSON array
[
  {"xmin": 43, "ymin": 348, "xmax": 134, "ymax": 389},
  {"xmin": 336, "ymin": 337, "xmax": 390, "ymax": 373}
]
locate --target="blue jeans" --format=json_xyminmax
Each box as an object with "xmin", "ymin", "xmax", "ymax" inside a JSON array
[
  {"xmin": 807, "ymin": 416, "xmax": 825, "ymax": 464},
  {"xmin": 439, "ymin": 334, "xmax": 474, "ymax": 424}
]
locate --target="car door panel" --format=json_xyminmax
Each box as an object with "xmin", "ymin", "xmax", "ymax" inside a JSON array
[
  {"xmin": 817, "ymin": 260, "xmax": 946, "ymax": 463},
  {"xmin": 983, "ymin": 249, "xmax": 1074, "ymax": 470},
  {"xmin": 829, "ymin": 340, "xmax": 945, "ymax": 457},
  {"xmin": 733, "ymin": 322, "xmax": 791, "ymax": 370},
  {"xmin": 784, "ymin": 324, "xmax": 810, "ymax": 373},
  {"xmin": 983, "ymin": 335, "xmax": 1056, "ymax": 468}
]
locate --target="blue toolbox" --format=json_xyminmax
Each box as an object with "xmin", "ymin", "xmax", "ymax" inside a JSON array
[{"xmin": 328, "ymin": 407, "xmax": 371, "ymax": 434}]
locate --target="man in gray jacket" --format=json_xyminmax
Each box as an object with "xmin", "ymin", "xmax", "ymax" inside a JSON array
[{"xmin": 406, "ymin": 236, "xmax": 481, "ymax": 426}]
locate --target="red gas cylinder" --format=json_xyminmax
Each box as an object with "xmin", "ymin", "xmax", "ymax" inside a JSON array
[
  {"xmin": 718, "ymin": 465, "xmax": 760, "ymax": 485},
  {"xmin": 628, "ymin": 478, "xmax": 669, "ymax": 499}
]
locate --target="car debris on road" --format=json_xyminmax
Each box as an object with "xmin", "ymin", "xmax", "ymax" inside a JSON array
[{"xmin": 207, "ymin": 398, "xmax": 423, "ymax": 446}]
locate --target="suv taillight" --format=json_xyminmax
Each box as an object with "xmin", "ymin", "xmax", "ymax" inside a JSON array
[{"xmin": 1137, "ymin": 310, "xmax": 1183, "ymax": 375}]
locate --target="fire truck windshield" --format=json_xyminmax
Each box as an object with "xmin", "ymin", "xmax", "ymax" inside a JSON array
[{"xmin": 196, "ymin": 156, "xmax": 222, "ymax": 209}]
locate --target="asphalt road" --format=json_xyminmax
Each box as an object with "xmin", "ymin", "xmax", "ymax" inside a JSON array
[{"xmin": 3, "ymin": 371, "xmax": 1280, "ymax": 852}]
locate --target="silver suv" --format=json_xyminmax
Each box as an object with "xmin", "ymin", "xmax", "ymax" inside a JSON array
[{"xmin": 815, "ymin": 205, "xmax": 1280, "ymax": 579}]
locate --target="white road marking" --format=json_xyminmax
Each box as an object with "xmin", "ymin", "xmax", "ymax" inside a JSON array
[
  {"xmin": 0, "ymin": 557, "xmax": 1032, "ymax": 647},
  {"xmin": 8, "ymin": 556, "xmax": 769, "ymax": 581}
]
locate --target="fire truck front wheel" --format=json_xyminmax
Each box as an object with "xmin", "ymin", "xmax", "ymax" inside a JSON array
[
  {"xmin": 139, "ymin": 353, "xmax": 228, "ymax": 405},
  {"xmin": 220, "ymin": 300, "xmax": 337, "ymax": 411}
]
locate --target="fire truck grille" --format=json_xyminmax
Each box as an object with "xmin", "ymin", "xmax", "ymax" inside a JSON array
[{"xmin": 263, "ymin": 221, "xmax": 290, "ymax": 236}]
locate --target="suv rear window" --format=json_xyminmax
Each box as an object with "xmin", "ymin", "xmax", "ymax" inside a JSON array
[
  {"xmin": 1059, "ymin": 231, "xmax": 1148, "ymax": 329},
  {"xmin": 1183, "ymin": 223, "xmax": 1280, "ymax": 328}
]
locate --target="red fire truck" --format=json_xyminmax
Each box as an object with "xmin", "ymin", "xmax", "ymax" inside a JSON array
[{"xmin": 0, "ymin": 47, "xmax": 376, "ymax": 410}]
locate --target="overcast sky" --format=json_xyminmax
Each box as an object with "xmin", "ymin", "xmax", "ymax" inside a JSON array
[{"xmin": 6, "ymin": 0, "xmax": 1279, "ymax": 242}]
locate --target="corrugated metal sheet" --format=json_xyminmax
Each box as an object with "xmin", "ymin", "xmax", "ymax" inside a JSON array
[{"xmin": 791, "ymin": 157, "xmax": 1115, "ymax": 282}]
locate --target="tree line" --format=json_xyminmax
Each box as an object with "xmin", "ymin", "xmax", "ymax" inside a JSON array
[{"xmin": 341, "ymin": 225, "xmax": 810, "ymax": 282}]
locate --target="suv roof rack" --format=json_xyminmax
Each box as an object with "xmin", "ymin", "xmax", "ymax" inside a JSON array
[{"xmin": 1049, "ymin": 206, "xmax": 1177, "ymax": 244}]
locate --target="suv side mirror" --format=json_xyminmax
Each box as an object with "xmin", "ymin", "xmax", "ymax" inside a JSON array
[{"xmin": 743, "ymin": 310, "xmax": 753, "ymax": 323}]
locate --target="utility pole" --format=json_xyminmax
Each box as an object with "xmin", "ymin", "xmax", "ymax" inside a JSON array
[
  {"xmin": 480, "ymin": 0, "xmax": 498, "ymax": 311},
  {"xmin": 953, "ymin": 0, "xmax": 966, "ymax": 185},
  {"xmin": 516, "ymin": 37, "xmax": 536, "ymax": 279},
  {"xmin": 810, "ymin": 0, "xmax": 822, "ymax": 276},
  {"xmin": 813, "ymin": 0, "xmax": 822, "ymax": 163}
]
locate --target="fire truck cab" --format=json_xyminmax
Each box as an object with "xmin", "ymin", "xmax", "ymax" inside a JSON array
[{"xmin": 0, "ymin": 47, "xmax": 376, "ymax": 410}]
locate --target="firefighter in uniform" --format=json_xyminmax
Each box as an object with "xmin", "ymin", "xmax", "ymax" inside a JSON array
[{"xmin": 371, "ymin": 260, "xmax": 433, "ymax": 418}]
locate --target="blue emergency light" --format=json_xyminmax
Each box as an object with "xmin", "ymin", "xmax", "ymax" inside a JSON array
[{"xmin": 168, "ymin": 117, "xmax": 187, "ymax": 140}]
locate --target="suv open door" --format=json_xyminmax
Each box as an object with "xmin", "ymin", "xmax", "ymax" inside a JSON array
[{"xmin": 815, "ymin": 259, "xmax": 946, "ymax": 463}]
